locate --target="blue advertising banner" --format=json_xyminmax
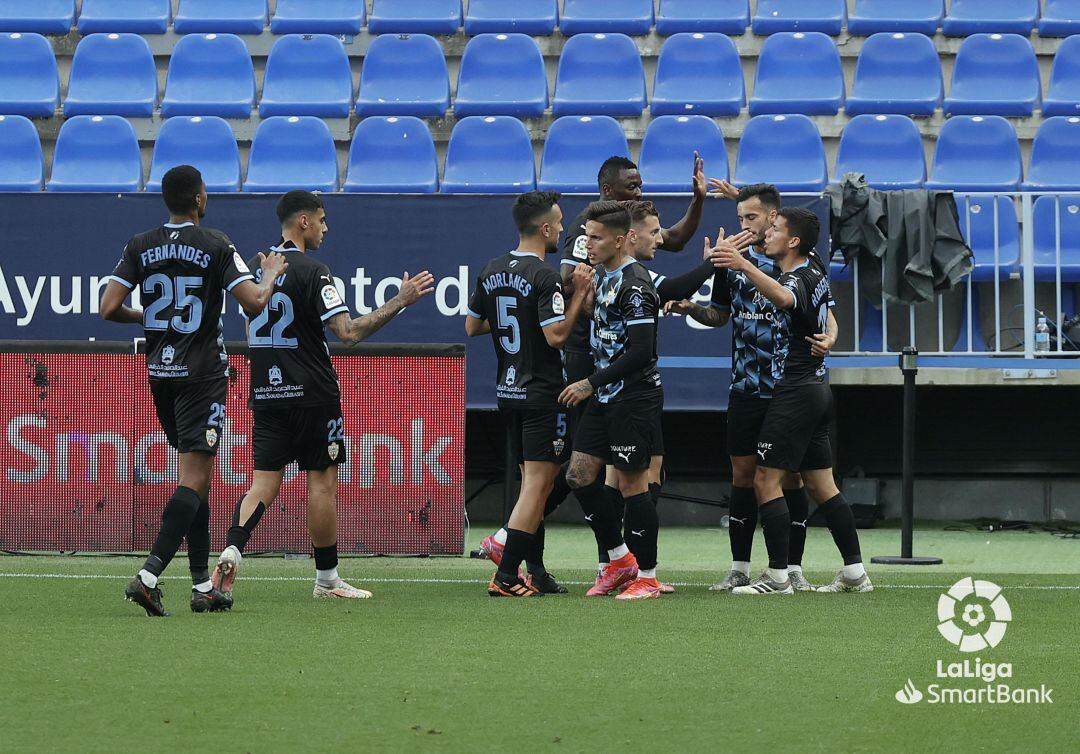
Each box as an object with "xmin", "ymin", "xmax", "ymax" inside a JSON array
[{"xmin": 0, "ymin": 193, "xmax": 828, "ymax": 409}]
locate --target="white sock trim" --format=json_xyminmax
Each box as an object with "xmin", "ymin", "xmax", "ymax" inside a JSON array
[
  {"xmin": 843, "ymin": 563, "xmax": 867, "ymax": 580},
  {"xmin": 788, "ymin": 564, "xmax": 804, "ymax": 574},
  {"xmin": 732, "ymin": 560, "xmax": 751, "ymax": 576},
  {"xmin": 193, "ymin": 580, "xmax": 213, "ymax": 593},
  {"xmin": 316, "ymin": 567, "xmax": 339, "ymax": 587},
  {"xmin": 494, "ymin": 528, "xmax": 507, "ymax": 545},
  {"xmin": 138, "ymin": 569, "xmax": 158, "ymax": 589},
  {"xmin": 607, "ymin": 544, "xmax": 630, "ymax": 560},
  {"xmin": 638, "ymin": 568, "xmax": 657, "ymax": 579},
  {"xmin": 767, "ymin": 567, "xmax": 788, "ymax": 584}
]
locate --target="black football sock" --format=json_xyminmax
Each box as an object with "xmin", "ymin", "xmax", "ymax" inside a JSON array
[
  {"xmin": 313, "ymin": 543, "xmax": 339, "ymax": 587},
  {"xmin": 186, "ymin": 495, "xmax": 211, "ymax": 586},
  {"xmin": 544, "ymin": 463, "xmax": 572, "ymax": 517},
  {"xmin": 497, "ymin": 528, "xmax": 533, "ymax": 580},
  {"xmin": 818, "ymin": 493, "xmax": 863, "ymax": 565},
  {"xmin": 573, "ymin": 476, "xmax": 623, "ymax": 553},
  {"xmin": 526, "ymin": 522, "xmax": 547, "ymax": 576},
  {"xmin": 226, "ymin": 498, "xmax": 266, "ymax": 553},
  {"xmin": 142, "ymin": 486, "xmax": 202, "ymax": 579},
  {"xmin": 597, "ymin": 485, "xmax": 621, "ymax": 564},
  {"xmin": 728, "ymin": 486, "xmax": 758, "ymax": 565},
  {"xmin": 624, "ymin": 491, "xmax": 659, "ymax": 572},
  {"xmin": 759, "ymin": 497, "xmax": 791, "ymax": 572},
  {"xmin": 784, "ymin": 487, "xmax": 810, "ymax": 567}
]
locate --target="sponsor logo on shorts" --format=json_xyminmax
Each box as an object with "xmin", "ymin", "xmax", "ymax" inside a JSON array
[
  {"xmin": 205, "ymin": 428, "xmax": 218, "ymax": 448},
  {"xmin": 612, "ymin": 445, "xmax": 636, "ymax": 464},
  {"xmin": 756, "ymin": 442, "xmax": 773, "ymax": 461}
]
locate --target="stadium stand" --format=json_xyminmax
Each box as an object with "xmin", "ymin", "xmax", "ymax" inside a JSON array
[
  {"xmin": 638, "ymin": 115, "xmax": 727, "ymax": 192},
  {"xmin": 173, "ymin": 0, "xmax": 268, "ymax": 35},
  {"xmin": 925, "ymin": 116, "xmax": 1023, "ymax": 191},
  {"xmin": 355, "ymin": 33, "xmax": 449, "ymax": 117},
  {"xmin": 733, "ymin": 114, "xmax": 827, "ymax": 191},
  {"xmin": 0, "ymin": 0, "xmax": 73, "ymax": 35},
  {"xmin": 846, "ymin": 0, "xmax": 944, "ymax": 36},
  {"xmin": 46, "ymin": 115, "xmax": 142, "ymax": 192},
  {"xmin": 442, "ymin": 116, "xmax": 535, "ymax": 194},
  {"xmin": 749, "ymin": 32, "xmax": 843, "ymax": 116},
  {"xmin": 454, "ymin": 33, "xmax": 547, "ymax": 119},
  {"xmin": 244, "ymin": 116, "xmax": 338, "ymax": 193},
  {"xmin": 147, "ymin": 116, "xmax": 241, "ymax": 192},
  {"xmin": 0, "ymin": 32, "xmax": 59, "ymax": 117},
  {"xmin": 270, "ymin": 0, "xmax": 366, "ymax": 36},
  {"xmin": 552, "ymin": 33, "xmax": 646, "ymax": 117},
  {"xmin": 463, "ymin": 0, "xmax": 557, "ymax": 36},
  {"xmin": 1040, "ymin": 0, "xmax": 1080, "ymax": 37},
  {"xmin": 64, "ymin": 33, "xmax": 157, "ymax": 118},
  {"xmin": 538, "ymin": 115, "xmax": 630, "ymax": 193},
  {"xmin": 650, "ymin": 32, "xmax": 744, "ymax": 117},
  {"xmin": 559, "ymin": 0, "xmax": 654, "ymax": 36},
  {"xmin": 343, "ymin": 116, "xmax": 439, "ymax": 193},
  {"xmin": 1033, "ymin": 196, "xmax": 1080, "ymax": 281},
  {"xmin": 942, "ymin": 0, "xmax": 1039, "ymax": 37},
  {"xmin": 845, "ymin": 32, "xmax": 943, "ymax": 117},
  {"xmin": 957, "ymin": 196, "xmax": 1021, "ymax": 281},
  {"xmin": 0, "ymin": 115, "xmax": 45, "ymax": 191},
  {"xmin": 943, "ymin": 34, "xmax": 1041, "ymax": 117},
  {"xmin": 1043, "ymin": 36, "xmax": 1080, "ymax": 117},
  {"xmin": 833, "ymin": 115, "xmax": 925, "ymax": 189},
  {"xmin": 77, "ymin": 0, "xmax": 171, "ymax": 34},
  {"xmin": 259, "ymin": 34, "xmax": 353, "ymax": 118},
  {"xmin": 751, "ymin": 0, "xmax": 846, "ymax": 36},
  {"xmin": 1024, "ymin": 117, "xmax": 1080, "ymax": 191},
  {"xmin": 655, "ymin": 0, "xmax": 749, "ymax": 36},
  {"xmin": 160, "ymin": 33, "xmax": 255, "ymax": 118},
  {"xmin": 367, "ymin": 0, "xmax": 462, "ymax": 36}
]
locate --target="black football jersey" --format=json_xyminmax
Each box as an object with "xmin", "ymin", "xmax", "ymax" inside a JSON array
[
  {"xmin": 467, "ymin": 251, "xmax": 567, "ymax": 408},
  {"xmin": 110, "ymin": 222, "xmax": 254, "ymax": 382},
  {"xmin": 775, "ymin": 252, "xmax": 832, "ymax": 387},
  {"xmin": 591, "ymin": 259, "xmax": 662, "ymax": 403},
  {"xmin": 245, "ymin": 242, "xmax": 347, "ymax": 407},
  {"xmin": 560, "ymin": 207, "xmax": 592, "ymax": 354}
]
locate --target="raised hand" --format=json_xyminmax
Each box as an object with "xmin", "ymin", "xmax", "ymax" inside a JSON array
[
  {"xmin": 692, "ymin": 151, "xmax": 707, "ymax": 201},
  {"xmin": 398, "ymin": 270, "xmax": 435, "ymax": 305},
  {"xmin": 707, "ymin": 178, "xmax": 740, "ymax": 200}
]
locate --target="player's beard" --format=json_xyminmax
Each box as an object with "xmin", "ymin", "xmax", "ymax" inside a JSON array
[{"xmin": 545, "ymin": 239, "xmax": 559, "ymax": 256}]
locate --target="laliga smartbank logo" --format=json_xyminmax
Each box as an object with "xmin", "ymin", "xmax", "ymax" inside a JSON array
[{"xmin": 893, "ymin": 578, "xmax": 1053, "ymax": 706}]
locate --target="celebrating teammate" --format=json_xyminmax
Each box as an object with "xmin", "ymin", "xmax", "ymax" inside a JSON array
[
  {"xmin": 466, "ymin": 191, "xmax": 593, "ymax": 597},
  {"xmin": 211, "ymin": 191, "xmax": 434, "ymax": 604},
  {"xmin": 100, "ymin": 165, "xmax": 287, "ymax": 616}
]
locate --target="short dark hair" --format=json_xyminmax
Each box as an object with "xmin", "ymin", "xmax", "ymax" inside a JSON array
[
  {"xmin": 161, "ymin": 165, "xmax": 203, "ymax": 215},
  {"xmin": 276, "ymin": 190, "xmax": 324, "ymax": 225},
  {"xmin": 584, "ymin": 200, "xmax": 631, "ymax": 235},
  {"xmin": 736, "ymin": 183, "xmax": 781, "ymax": 210},
  {"xmin": 778, "ymin": 207, "xmax": 820, "ymax": 255},
  {"xmin": 597, "ymin": 156, "xmax": 638, "ymax": 190},
  {"xmin": 621, "ymin": 200, "xmax": 659, "ymax": 225},
  {"xmin": 512, "ymin": 190, "xmax": 561, "ymax": 236}
]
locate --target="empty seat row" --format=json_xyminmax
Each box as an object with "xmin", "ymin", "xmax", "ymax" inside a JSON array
[{"xmin": 6, "ymin": 1, "xmax": 1080, "ymax": 38}]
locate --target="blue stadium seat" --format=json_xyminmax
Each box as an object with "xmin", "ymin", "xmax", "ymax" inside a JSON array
[
  {"xmin": 161, "ymin": 33, "xmax": 255, "ymax": 118},
  {"xmin": 271, "ymin": 0, "xmax": 365, "ymax": 35},
  {"xmin": 0, "ymin": 115, "xmax": 44, "ymax": 191},
  {"xmin": 455, "ymin": 33, "xmax": 547, "ymax": 118},
  {"xmin": 733, "ymin": 114, "xmax": 827, "ymax": 191},
  {"xmin": 751, "ymin": 0, "xmax": 845, "ymax": 35},
  {"xmin": 1024, "ymin": 117, "xmax": 1080, "ymax": 191},
  {"xmin": 0, "ymin": 33, "xmax": 59, "ymax": 117},
  {"xmin": 78, "ymin": 0, "xmax": 171, "ymax": 34},
  {"xmin": 639, "ymin": 115, "xmax": 727, "ymax": 192},
  {"xmin": 1043, "ymin": 37, "xmax": 1080, "ymax": 117},
  {"xmin": 651, "ymin": 33, "xmax": 744, "ymax": 117},
  {"xmin": 552, "ymin": 33, "xmax": 646, "ymax": 117},
  {"xmin": 942, "ymin": 0, "xmax": 1038, "ymax": 36},
  {"xmin": 834, "ymin": 115, "xmax": 925, "ymax": 189},
  {"xmin": 47, "ymin": 115, "xmax": 141, "ymax": 192},
  {"xmin": 956, "ymin": 196, "xmax": 1020, "ymax": 282},
  {"xmin": 538, "ymin": 115, "xmax": 629, "ymax": 192},
  {"xmin": 847, "ymin": 0, "xmax": 943, "ymax": 35},
  {"xmin": 0, "ymin": 0, "xmax": 72, "ymax": 34},
  {"xmin": 1032, "ymin": 196, "xmax": 1080, "ymax": 281},
  {"xmin": 244, "ymin": 116, "xmax": 338, "ymax": 193},
  {"xmin": 845, "ymin": 32, "xmax": 942, "ymax": 117},
  {"xmin": 355, "ymin": 34, "xmax": 449, "ymax": 117},
  {"xmin": 147, "ymin": 116, "xmax": 240, "ymax": 192},
  {"xmin": 925, "ymin": 116, "xmax": 1022, "ymax": 192},
  {"xmin": 943, "ymin": 34, "xmax": 1040, "ymax": 117},
  {"xmin": 367, "ymin": 0, "xmax": 461, "ymax": 35},
  {"xmin": 1039, "ymin": 0, "xmax": 1080, "ymax": 37},
  {"xmin": 64, "ymin": 33, "xmax": 157, "ymax": 117},
  {"xmin": 464, "ymin": 0, "xmax": 556, "ymax": 35},
  {"xmin": 656, "ymin": 0, "xmax": 749, "ymax": 35},
  {"xmin": 749, "ymin": 32, "xmax": 843, "ymax": 116},
  {"xmin": 259, "ymin": 35, "xmax": 353, "ymax": 118},
  {"xmin": 560, "ymin": 0, "xmax": 653, "ymax": 36},
  {"xmin": 442, "ymin": 116, "xmax": 535, "ymax": 194},
  {"xmin": 174, "ymin": 0, "xmax": 267, "ymax": 34},
  {"xmin": 344, "ymin": 116, "xmax": 438, "ymax": 193}
]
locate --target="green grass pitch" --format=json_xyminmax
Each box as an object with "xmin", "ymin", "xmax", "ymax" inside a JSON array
[{"xmin": 1, "ymin": 524, "xmax": 1076, "ymax": 751}]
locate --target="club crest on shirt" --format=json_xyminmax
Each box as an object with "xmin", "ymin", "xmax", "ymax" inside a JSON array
[
  {"xmin": 552, "ymin": 291, "xmax": 565, "ymax": 315},
  {"xmin": 161, "ymin": 345, "xmax": 175, "ymax": 365},
  {"xmin": 205, "ymin": 428, "xmax": 218, "ymax": 448},
  {"xmin": 572, "ymin": 235, "xmax": 589, "ymax": 260},
  {"xmin": 321, "ymin": 284, "xmax": 344, "ymax": 309},
  {"xmin": 328, "ymin": 441, "xmax": 340, "ymax": 460}
]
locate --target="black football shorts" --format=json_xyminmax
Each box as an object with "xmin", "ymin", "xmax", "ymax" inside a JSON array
[
  {"xmin": 726, "ymin": 388, "xmax": 771, "ymax": 458},
  {"xmin": 253, "ymin": 403, "xmax": 347, "ymax": 472},
  {"xmin": 573, "ymin": 390, "xmax": 664, "ymax": 471},
  {"xmin": 150, "ymin": 377, "xmax": 228, "ymax": 455},
  {"xmin": 503, "ymin": 407, "xmax": 572, "ymax": 465},
  {"xmin": 755, "ymin": 382, "xmax": 833, "ymax": 472}
]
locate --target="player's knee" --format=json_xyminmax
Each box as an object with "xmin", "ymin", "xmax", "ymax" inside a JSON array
[
  {"xmin": 752, "ymin": 468, "xmax": 778, "ymax": 502},
  {"xmin": 566, "ymin": 458, "xmax": 597, "ymax": 490},
  {"xmin": 730, "ymin": 456, "xmax": 755, "ymax": 487}
]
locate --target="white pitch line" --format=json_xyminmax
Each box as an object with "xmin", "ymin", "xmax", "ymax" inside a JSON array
[{"xmin": 0, "ymin": 572, "xmax": 1077, "ymax": 589}]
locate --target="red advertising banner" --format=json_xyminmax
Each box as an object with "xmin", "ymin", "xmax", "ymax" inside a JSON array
[{"xmin": 0, "ymin": 344, "xmax": 465, "ymax": 555}]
